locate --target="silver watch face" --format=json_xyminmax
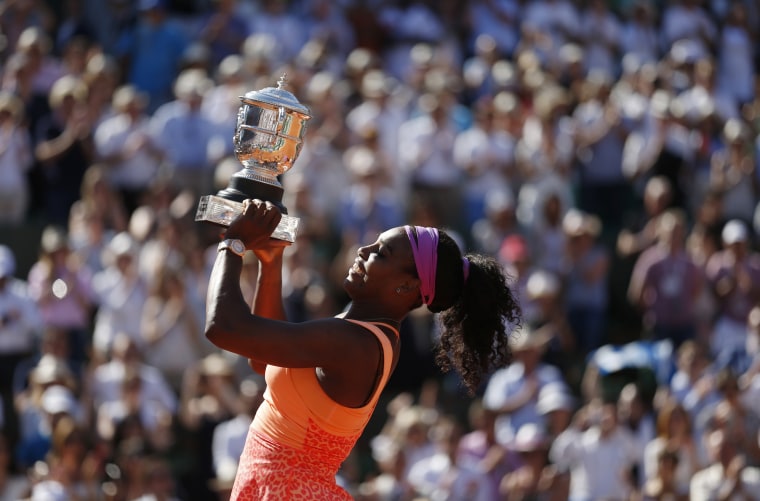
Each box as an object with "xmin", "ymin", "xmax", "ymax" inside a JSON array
[{"xmin": 230, "ymin": 239, "xmax": 245, "ymax": 254}]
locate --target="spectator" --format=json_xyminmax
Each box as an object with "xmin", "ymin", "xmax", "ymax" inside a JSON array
[
  {"xmin": 94, "ymin": 84, "xmax": 163, "ymax": 215},
  {"xmin": 643, "ymin": 399, "xmax": 702, "ymax": 496},
  {"xmin": 561, "ymin": 209, "xmax": 610, "ymax": 353},
  {"xmin": 500, "ymin": 422, "xmax": 569, "ymax": 501},
  {"xmin": 140, "ymin": 266, "xmax": 208, "ymax": 390},
  {"xmin": 620, "ymin": 1, "xmax": 660, "ymax": 64},
  {"xmin": 131, "ymin": 454, "xmax": 183, "ymax": 501},
  {"xmin": 407, "ymin": 415, "xmax": 494, "ymax": 500},
  {"xmin": 453, "ymin": 95, "xmax": 515, "ymax": 228},
  {"xmin": 198, "ymin": 0, "xmax": 249, "ymax": 68},
  {"xmin": 247, "ymin": 0, "xmax": 307, "ymax": 69},
  {"xmin": 472, "ymin": 189, "xmax": 522, "ymax": 256},
  {"xmin": 628, "ymin": 209, "xmax": 704, "ymax": 346},
  {"xmin": 149, "ymin": 68, "xmax": 220, "ymax": 199},
  {"xmin": 716, "ymin": 2, "xmax": 756, "ymax": 107},
  {"xmin": 338, "ymin": 145, "xmax": 405, "ymax": 247},
  {"xmin": 660, "ymin": 0, "xmax": 717, "ymax": 57},
  {"xmin": 398, "ymin": 91, "xmax": 465, "ymax": 233},
  {"xmin": 29, "ymin": 415, "xmax": 100, "ymax": 500},
  {"xmin": 26, "ymin": 226, "xmax": 95, "ymax": 376},
  {"xmin": 528, "ymin": 188, "xmax": 568, "ymax": 277},
  {"xmin": 709, "ymin": 119, "xmax": 759, "ymax": 224},
  {"xmin": 0, "ymin": 431, "xmax": 29, "ymax": 500},
  {"xmin": 90, "ymin": 332, "xmax": 176, "ymax": 415},
  {"xmin": 642, "ymin": 446, "xmax": 688, "ymax": 501},
  {"xmin": 115, "ymin": 0, "xmax": 188, "ymax": 113},
  {"xmin": 0, "ymin": 91, "xmax": 34, "ymax": 225},
  {"xmin": 15, "ymin": 382, "xmax": 83, "ymax": 470},
  {"xmin": 483, "ymin": 325, "xmax": 565, "ymax": 446},
  {"xmin": 578, "ymin": 0, "xmax": 621, "ymax": 77},
  {"xmin": 705, "ymin": 220, "xmax": 760, "ymax": 367},
  {"xmin": 536, "ymin": 382, "xmax": 576, "ymax": 442},
  {"xmin": 211, "ymin": 378, "xmax": 264, "ymax": 481},
  {"xmin": 617, "ymin": 382, "xmax": 656, "ymax": 485},
  {"xmin": 68, "ymin": 164, "xmax": 129, "ymax": 240},
  {"xmin": 690, "ymin": 428, "xmax": 760, "ymax": 500},
  {"xmin": 0, "ymin": 244, "xmax": 42, "ymax": 450},
  {"xmin": 33, "ymin": 75, "xmax": 94, "ymax": 226},
  {"xmin": 90, "ymin": 231, "xmax": 147, "ymax": 360},
  {"xmin": 573, "ymin": 71, "xmax": 631, "ymax": 235},
  {"xmin": 201, "ymin": 55, "xmax": 247, "ymax": 161},
  {"xmin": 95, "ymin": 366, "xmax": 173, "ymax": 450},
  {"xmin": 550, "ymin": 400, "xmax": 640, "ymax": 501}
]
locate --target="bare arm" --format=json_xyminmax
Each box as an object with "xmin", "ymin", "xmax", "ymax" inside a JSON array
[{"xmin": 204, "ymin": 200, "xmax": 374, "ymax": 370}]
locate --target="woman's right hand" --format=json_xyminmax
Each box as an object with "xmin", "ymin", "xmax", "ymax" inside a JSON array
[{"xmin": 225, "ymin": 199, "xmax": 283, "ymax": 250}]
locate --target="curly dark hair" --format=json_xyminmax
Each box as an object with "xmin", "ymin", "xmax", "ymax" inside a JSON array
[{"xmin": 427, "ymin": 230, "xmax": 521, "ymax": 396}]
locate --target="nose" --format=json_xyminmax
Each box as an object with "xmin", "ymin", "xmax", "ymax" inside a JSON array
[{"xmin": 357, "ymin": 246, "xmax": 368, "ymax": 260}]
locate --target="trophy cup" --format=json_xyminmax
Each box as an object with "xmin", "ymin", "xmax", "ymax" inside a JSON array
[{"xmin": 195, "ymin": 75, "xmax": 311, "ymax": 242}]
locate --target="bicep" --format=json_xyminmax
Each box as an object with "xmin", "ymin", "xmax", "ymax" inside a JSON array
[{"xmin": 207, "ymin": 317, "xmax": 370, "ymax": 370}]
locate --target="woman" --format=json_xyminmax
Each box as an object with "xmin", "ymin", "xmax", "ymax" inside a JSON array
[
  {"xmin": 205, "ymin": 199, "xmax": 520, "ymax": 500},
  {"xmin": 642, "ymin": 400, "xmax": 700, "ymax": 497}
]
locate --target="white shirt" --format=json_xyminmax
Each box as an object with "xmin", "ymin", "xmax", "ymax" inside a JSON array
[
  {"xmin": 0, "ymin": 278, "xmax": 43, "ymax": 354},
  {"xmin": 407, "ymin": 452, "xmax": 495, "ymax": 501},
  {"xmin": 94, "ymin": 113, "xmax": 160, "ymax": 188},
  {"xmin": 453, "ymin": 125, "xmax": 514, "ymax": 207},
  {"xmin": 398, "ymin": 113, "xmax": 461, "ymax": 187},
  {"xmin": 690, "ymin": 463, "xmax": 760, "ymax": 501},
  {"xmin": 482, "ymin": 362, "xmax": 564, "ymax": 444},
  {"xmin": 91, "ymin": 268, "xmax": 149, "ymax": 358},
  {"xmin": 91, "ymin": 360, "xmax": 177, "ymax": 412},
  {"xmin": 551, "ymin": 426, "xmax": 639, "ymax": 500},
  {"xmin": 0, "ymin": 125, "xmax": 32, "ymax": 191},
  {"xmin": 212, "ymin": 414, "xmax": 251, "ymax": 476}
]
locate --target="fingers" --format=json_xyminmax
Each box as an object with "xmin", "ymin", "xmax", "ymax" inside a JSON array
[{"xmin": 242, "ymin": 199, "xmax": 282, "ymax": 219}]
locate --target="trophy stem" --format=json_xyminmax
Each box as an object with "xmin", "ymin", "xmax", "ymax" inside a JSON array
[{"xmin": 218, "ymin": 175, "xmax": 288, "ymax": 214}]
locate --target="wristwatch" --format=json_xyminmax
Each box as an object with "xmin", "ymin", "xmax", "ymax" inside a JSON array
[{"xmin": 218, "ymin": 238, "xmax": 246, "ymax": 257}]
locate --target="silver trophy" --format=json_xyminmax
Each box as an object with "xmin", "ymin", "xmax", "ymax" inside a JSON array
[{"xmin": 195, "ymin": 76, "xmax": 311, "ymax": 242}]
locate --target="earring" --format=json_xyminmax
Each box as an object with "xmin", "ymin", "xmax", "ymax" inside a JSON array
[{"xmin": 396, "ymin": 287, "xmax": 402, "ymax": 294}]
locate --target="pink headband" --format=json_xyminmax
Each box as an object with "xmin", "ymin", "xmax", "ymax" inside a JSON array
[{"xmin": 405, "ymin": 225, "xmax": 438, "ymax": 305}]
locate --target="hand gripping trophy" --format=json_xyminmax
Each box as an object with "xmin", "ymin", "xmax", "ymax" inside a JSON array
[{"xmin": 195, "ymin": 75, "xmax": 311, "ymax": 242}]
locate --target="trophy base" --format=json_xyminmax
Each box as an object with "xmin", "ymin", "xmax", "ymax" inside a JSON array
[{"xmin": 195, "ymin": 195, "xmax": 300, "ymax": 243}]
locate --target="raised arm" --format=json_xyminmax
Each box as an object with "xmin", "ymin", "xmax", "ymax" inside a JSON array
[
  {"xmin": 247, "ymin": 241, "xmax": 289, "ymax": 373},
  {"xmin": 204, "ymin": 200, "xmax": 376, "ymax": 374}
]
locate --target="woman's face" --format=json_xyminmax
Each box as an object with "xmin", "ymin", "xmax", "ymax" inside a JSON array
[{"xmin": 345, "ymin": 227, "xmax": 416, "ymax": 298}]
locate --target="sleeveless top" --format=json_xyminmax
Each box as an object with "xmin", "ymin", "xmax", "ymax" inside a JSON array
[{"xmin": 230, "ymin": 319, "xmax": 398, "ymax": 501}]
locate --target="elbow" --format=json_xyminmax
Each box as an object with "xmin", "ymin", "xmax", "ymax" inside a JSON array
[{"xmin": 204, "ymin": 317, "xmax": 228, "ymax": 346}]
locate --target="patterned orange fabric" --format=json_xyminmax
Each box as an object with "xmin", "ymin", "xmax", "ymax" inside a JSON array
[{"xmin": 230, "ymin": 320, "xmax": 397, "ymax": 500}]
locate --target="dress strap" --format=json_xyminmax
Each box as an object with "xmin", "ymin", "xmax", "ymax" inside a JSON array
[{"xmin": 343, "ymin": 319, "xmax": 396, "ymax": 406}]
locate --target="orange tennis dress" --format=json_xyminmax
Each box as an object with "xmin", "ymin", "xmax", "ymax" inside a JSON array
[{"xmin": 230, "ymin": 319, "xmax": 397, "ymax": 501}]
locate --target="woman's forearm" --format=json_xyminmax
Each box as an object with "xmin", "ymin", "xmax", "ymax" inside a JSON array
[
  {"xmin": 254, "ymin": 253, "xmax": 286, "ymax": 321},
  {"xmin": 205, "ymin": 250, "xmax": 257, "ymax": 346}
]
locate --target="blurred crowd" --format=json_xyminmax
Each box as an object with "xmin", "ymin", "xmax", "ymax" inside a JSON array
[{"xmin": 1, "ymin": 0, "xmax": 760, "ymax": 499}]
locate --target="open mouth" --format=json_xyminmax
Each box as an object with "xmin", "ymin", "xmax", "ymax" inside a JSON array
[{"xmin": 350, "ymin": 259, "xmax": 366, "ymax": 278}]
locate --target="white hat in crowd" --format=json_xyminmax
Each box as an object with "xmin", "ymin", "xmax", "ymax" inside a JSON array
[
  {"xmin": 511, "ymin": 423, "xmax": 549, "ymax": 452},
  {"xmin": 536, "ymin": 382, "xmax": 576, "ymax": 415},
  {"xmin": 722, "ymin": 219, "xmax": 749, "ymax": 245},
  {"xmin": 40, "ymin": 384, "xmax": 81, "ymax": 418}
]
